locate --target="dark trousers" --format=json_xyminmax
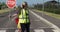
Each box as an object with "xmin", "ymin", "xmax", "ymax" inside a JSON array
[{"xmin": 20, "ymin": 23, "xmax": 30, "ymax": 32}]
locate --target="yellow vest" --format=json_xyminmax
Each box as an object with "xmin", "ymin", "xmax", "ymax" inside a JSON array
[{"xmin": 19, "ymin": 9, "xmax": 30, "ymax": 23}]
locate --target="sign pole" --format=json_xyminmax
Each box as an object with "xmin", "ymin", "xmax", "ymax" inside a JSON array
[{"xmin": 6, "ymin": 0, "xmax": 16, "ymax": 21}]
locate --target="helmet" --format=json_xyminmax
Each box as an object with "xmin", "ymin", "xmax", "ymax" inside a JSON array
[{"xmin": 22, "ymin": 2, "xmax": 28, "ymax": 8}]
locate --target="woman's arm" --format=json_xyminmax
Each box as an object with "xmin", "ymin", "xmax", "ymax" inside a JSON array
[{"xmin": 12, "ymin": 10, "xmax": 19, "ymax": 17}]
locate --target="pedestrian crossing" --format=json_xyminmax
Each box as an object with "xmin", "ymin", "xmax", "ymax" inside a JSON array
[
  {"xmin": 0, "ymin": 29, "xmax": 59, "ymax": 32},
  {"xmin": 34, "ymin": 29, "xmax": 45, "ymax": 32},
  {"xmin": 0, "ymin": 30, "xmax": 6, "ymax": 32}
]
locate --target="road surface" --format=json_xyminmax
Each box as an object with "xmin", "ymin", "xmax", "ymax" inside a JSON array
[{"xmin": 0, "ymin": 9, "xmax": 60, "ymax": 32}]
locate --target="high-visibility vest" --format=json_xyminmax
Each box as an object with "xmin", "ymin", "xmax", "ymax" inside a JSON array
[{"xmin": 18, "ymin": 9, "xmax": 30, "ymax": 23}]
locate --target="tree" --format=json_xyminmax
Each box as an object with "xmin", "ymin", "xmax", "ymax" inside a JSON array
[
  {"xmin": 0, "ymin": 2, "xmax": 2, "ymax": 10},
  {"xmin": 0, "ymin": 2, "xmax": 8, "ymax": 9}
]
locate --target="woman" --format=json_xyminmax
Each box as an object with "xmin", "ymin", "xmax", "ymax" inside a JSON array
[
  {"xmin": 18, "ymin": 2, "xmax": 30, "ymax": 32},
  {"xmin": 13, "ymin": 2, "xmax": 30, "ymax": 32}
]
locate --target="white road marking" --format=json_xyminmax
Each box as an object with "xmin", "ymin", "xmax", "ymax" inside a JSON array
[
  {"xmin": 15, "ymin": 30, "xmax": 18, "ymax": 32},
  {"xmin": 53, "ymin": 29, "xmax": 60, "ymax": 32},
  {"xmin": 0, "ymin": 30, "xmax": 6, "ymax": 32},
  {"xmin": 15, "ymin": 29, "xmax": 45, "ymax": 32},
  {"xmin": 15, "ymin": 29, "xmax": 21, "ymax": 32},
  {"xmin": 29, "ymin": 10, "xmax": 60, "ymax": 32},
  {"xmin": 0, "ymin": 29, "xmax": 59, "ymax": 32},
  {"xmin": 0, "ymin": 30, "xmax": 20, "ymax": 32},
  {"xmin": 34, "ymin": 29, "xmax": 45, "ymax": 32}
]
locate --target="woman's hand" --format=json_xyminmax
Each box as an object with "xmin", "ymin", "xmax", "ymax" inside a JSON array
[{"xmin": 12, "ymin": 14, "xmax": 17, "ymax": 17}]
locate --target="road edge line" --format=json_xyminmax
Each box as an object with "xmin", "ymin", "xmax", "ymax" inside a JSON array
[{"xmin": 29, "ymin": 10, "xmax": 60, "ymax": 32}]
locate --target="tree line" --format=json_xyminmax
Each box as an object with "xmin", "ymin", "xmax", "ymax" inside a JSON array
[
  {"xmin": 0, "ymin": 2, "xmax": 7, "ymax": 10},
  {"xmin": 34, "ymin": 0, "xmax": 60, "ymax": 14}
]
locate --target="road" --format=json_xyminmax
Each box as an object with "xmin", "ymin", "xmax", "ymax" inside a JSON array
[{"xmin": 0, "ymin": 9, "xmax": 60, "ymax": 32}]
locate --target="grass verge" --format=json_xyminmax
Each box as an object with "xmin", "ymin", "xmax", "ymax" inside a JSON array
[
  {"xmin": 44, "ymin": 11, "xmax": 60, "ymax": 19},
  {"xmin": 36, "ymin": 10, "xmax": 60, "ymax": 19},
  {"xmin": 0, "ymin": 8, "xmax": 11, "ymax": 14}
]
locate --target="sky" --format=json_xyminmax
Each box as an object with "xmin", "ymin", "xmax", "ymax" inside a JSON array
[{"xmin": 0, "ymin": 0, "xmax": 60, "ymax": 6}]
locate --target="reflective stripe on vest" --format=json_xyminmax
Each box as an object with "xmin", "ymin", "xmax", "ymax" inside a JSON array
[{"xmin": 19, "ymin": 9, "xmax": 29, "ymax": 23}]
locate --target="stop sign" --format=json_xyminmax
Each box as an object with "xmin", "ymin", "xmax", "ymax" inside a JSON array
[{"xmin": 6, "ymin": 0, "xmax": 16, "ymax": 8}]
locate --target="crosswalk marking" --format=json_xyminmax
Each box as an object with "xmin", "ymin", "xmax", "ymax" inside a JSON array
[
  {"xmin": 53, "ymin": 29, "xmax": 59, "ymax": 32},
  {"xmin": 15, "ymin": 30, "xmax": 18, "ymax": 32},
  {"xmin": 0, "ymin": 30, "xmax": 6, "ymax": 32},
  {"xmin": 34, "ymin": 29, "xmax": 45, "ymax": 32},
  {"xmin": 0, "ymin": 29, "xmax": 59, "ymax": 32}
]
